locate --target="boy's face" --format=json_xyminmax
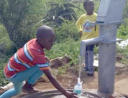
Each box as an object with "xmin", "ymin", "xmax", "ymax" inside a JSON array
[
  {"xmin": 37, "ymin": 25, "xmax": 55, "ymax": 50},
  {"xmin": 84, "ymin": 2, "xmax": 94, "ymax": 15},
  {"xmin": 43, "ymin": 36, "xmax": 55, "ymax": 50},
  {"xmin": 39, "ymin": 34, "xmax": 55, "ymax": 50}
]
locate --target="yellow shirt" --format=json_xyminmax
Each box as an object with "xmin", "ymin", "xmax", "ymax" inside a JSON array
[{"xmin": 76, "ymin": 13, "xmax": 99, "ymax": 40}]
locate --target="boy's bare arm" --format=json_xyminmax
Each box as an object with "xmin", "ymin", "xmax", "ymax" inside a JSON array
[{"xmin": 43, "ymin": 70, "xmax": 77, "ymax": 98}]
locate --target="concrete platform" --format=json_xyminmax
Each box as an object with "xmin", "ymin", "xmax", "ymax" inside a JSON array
[{"xmin": 15, "ymin": 90, "xmax": 100, "ymax": 98}]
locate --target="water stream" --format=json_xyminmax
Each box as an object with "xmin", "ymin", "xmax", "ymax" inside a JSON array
[{"xmin": 73, "ymin": 56, "xmax": 85, "ymax": 97}]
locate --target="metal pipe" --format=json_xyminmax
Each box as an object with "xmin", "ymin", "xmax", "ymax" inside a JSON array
[{"xmin": 80, "ymin": 37, "xmax": 103, "ymax": 57}]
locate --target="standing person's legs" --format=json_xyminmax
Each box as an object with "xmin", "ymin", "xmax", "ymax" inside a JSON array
[
  {"xmin": 86, "ymin": 45, "xmax": 94, "ymax": 76},
  {"xmin": 85, "ymin": 46, "xmax": 89, "ymax": 71}
]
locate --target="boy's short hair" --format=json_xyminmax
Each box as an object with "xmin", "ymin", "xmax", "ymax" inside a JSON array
[
  {"xmin": 83, "ymin": 0, "xmax": 94, "ymax": 8},
  {"xmin": 36, "ymin": 25, "xmax": 52, "ymax": 34}
]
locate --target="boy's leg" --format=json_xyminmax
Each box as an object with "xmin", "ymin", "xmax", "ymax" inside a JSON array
[
  {"xmin": 27, "ymin": 67, "xmax": 43, "ymax": 85},
  {"xmin": 0, "ymin": 82, "xmax": 23, "ymax": 98},
  {"xmin": 22, "ymin": 66, "xmax": 43, "ymax": 92},
  {"xmin": 11, "ymin": 66, "xmax": 41, "ymax": 82},
  {"xmin": 14, "ymin": 66, "xmax": 43, "ymax": 93},
  {"xmin": 0, "ymin": 66, "xmax": 43, "ymax": 98},
  {"xmin": 85, "ymin": 46, "xmax": 89, "ymax": 71},
  {"xmin": 23, "ymin": 67, "xmax": 43, "ymax": 92},
  {"xmin": 86, "ymin": 45, "xmax": 94, "ymax": 76}
]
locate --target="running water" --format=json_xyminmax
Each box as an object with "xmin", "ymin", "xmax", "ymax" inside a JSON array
[
  {"xmin": 79, "ymin": 41, "xmax": 86, "ymax": 80},
  {"xmin": 73, "ymin": 56, "xmax": 84, "ymax": 96},
  {"xmin": 78, "ymin": 56, "xmax": 85, "ymax": 79},
  {"xmin": 73, "ymin": 41, "xmax": 86, "ymax": 97}
]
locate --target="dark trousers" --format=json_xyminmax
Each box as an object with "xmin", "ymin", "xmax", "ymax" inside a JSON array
[{"xmin": 85, "ymin": 45, "xmax": 94, "ymax": 74}]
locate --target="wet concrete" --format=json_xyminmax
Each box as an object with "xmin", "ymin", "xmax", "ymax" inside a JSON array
[
  {"xmin": 12, "ymin": 89, "xmax": 128, "ymax": 98},
  {"xmin": 19, "ymin": 90, "xmax": 100, "ymax": 98}
]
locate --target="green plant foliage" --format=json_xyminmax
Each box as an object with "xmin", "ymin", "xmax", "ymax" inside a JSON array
[
  {"xmin": 0, "ymin": 0, "xmax": 45, "ymax": 48},
  {"xmin": 117, "ymin": 1, "xmax": 128, "ymax": 39},
  {"xmin": 43, "ymin": 0, "xmax": 78, "ymax": 26},
  {"xmin": 45, "ymin": 39, "xmax": 80, "ymax": 65},
  {"xmin": 0, "ymin": 24, "xmax": 12, "ymax": 85},
  {"xmin": 0, "ymin": 24, "xmax": 16, "ymax": 55},
  {"xmin": 55, "ymin": 20, "xmax": 80, "ymax": 43},
  {"xmin": 0, "ymin": 64, "xmax": 9, "ymax": 86},
  {"xmin": 93, "ymin": 0, "xmax": 100, "ymax": 12},
  {"xmin": 117, "ymin": 24, "xmax": 128, "ymax": 39},
  {"xmin": 0, "ymin": 54, "xmax": 10, "ymax": 86},
  {"xmin": 117, "ymin": 46, "xmax": 128, "ymax": 66},
  {"xmin": 123, "ymin": 0, "xmax": 128, "ymax": 19}
]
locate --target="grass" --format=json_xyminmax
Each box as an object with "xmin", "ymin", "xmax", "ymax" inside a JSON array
[
  {"xmin": 0, "ymin": 54, "xmax": 10, "ymax": 86},
  {"xmin": 45, "ymin": 39, "xmax": 81, "ymax": 65},
  {"xmin": 117, "ymin": 46, "xmax": 128, "ymax": 66}
]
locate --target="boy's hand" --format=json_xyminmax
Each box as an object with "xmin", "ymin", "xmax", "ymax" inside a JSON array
[
  {"xmin": 65, "ymin": 91, "xmax": 78, "ymax": 98},
  {"xmin": 43, "ymin": 70, "xmax": 78, "ymax": 98}
]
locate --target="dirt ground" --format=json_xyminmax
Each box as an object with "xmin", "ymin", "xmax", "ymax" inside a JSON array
[
  {"xmin": 36, "ymin": 68, "xmax": 128, "ymax": 93},
  {"xmin": 13, "ymin": 63, "xmax": 128, "ymax": 98},
  {"xmin": 34, "ymin": 62, "xmax": 128, "ymax": 94},
  {"xmin": 1, "ymin": 56, "xmax": 128, "ymax": 98}
]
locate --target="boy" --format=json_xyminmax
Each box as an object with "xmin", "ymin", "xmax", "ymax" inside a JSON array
[
  {"xmin": 76, "ymin": 0, "xmax": 99, "ymax": 76},
  {"xmin": 0, "ymin": 25, "xmax": 77, "ymax": 98}
]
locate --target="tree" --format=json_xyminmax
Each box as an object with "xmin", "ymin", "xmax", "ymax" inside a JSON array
[
  {"xmin": 0, "ymin": 0, "xmax": 44, "ymax": 48},
  {"xmin": 43, "ymin": 0, "xmax": 78, "ymax": 26}
]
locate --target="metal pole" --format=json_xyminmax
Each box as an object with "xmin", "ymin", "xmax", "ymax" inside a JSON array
[{"xmin": 98, "ymin": 24, "xmax": 117, "ymax": 96}]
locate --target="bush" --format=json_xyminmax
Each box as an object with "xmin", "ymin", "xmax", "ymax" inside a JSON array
[
  {"xmin": 0, "ymin": 54, "xmax": 10, "ymax": 86},
  {"xmin": 45, "ymin": 39, "xmax": 80, "ymax": 65},
  {"xmin": 117, "ymin": 46, "xmax": 128, "ymax": 65},
  {"xmin": 0, "ymin": 64, "xmax": 9, "ymax": 86},
  {"xmin": 0, "ymin": 24, "xmax": 15, "ymax": 86},
  {"xmin": 0, "ymin": 24, "xmax": 16, "ymax": 55},
  {"xmin": 55, "ymin": 21, "xmax": 80, "ymax": 43},
  {"xmin": 117, "ymin": 24, "xmax": 128, "ymax": 39}
]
